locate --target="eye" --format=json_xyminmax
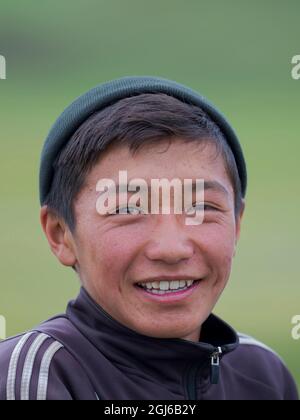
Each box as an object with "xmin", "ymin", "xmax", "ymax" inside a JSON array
[
  {"xmin": 112, "ymin": 205, "xmax": 146, "ymax": 215},
  {"xmin": 185, "ymin": 203, "xmax": 217, "ymax": 214}
]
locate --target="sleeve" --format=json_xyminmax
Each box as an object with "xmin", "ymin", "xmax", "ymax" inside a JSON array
[{"xmin": 0, "ymin": 331, "xmax": 97, "ymax": 400}]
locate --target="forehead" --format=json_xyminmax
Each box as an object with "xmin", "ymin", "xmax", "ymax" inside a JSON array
[{"xmin": 84, "ymin": 138, "xmax": 234, "ymax": 197}]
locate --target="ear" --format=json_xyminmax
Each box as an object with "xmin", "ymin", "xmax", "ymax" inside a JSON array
[
  {"xmin": 40, "ymin": 205, "xmax": 77, "ymax": 267},
  {"xmin": 233, "ymin": 199, "xmax": 246, "ymax": 257}
]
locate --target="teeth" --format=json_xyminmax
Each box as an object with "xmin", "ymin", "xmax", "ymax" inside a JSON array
[
  {"xmin": 170, "ymin": 281, "xmax": 180, "ymax": 290},
  {"xmin": 160, "ymin": 281, "xmax": 169, "ymax": 291},
  {"xmin": 137, "ymin": 279, "xmax": 197, "ymax": 292}
]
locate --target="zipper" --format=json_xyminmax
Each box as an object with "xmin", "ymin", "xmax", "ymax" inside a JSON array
[
  {"xmin": 210, "ymin": 346, "xmax": 223, "ymax": 385},
  {"xmin": 183, "ymin": 360, "xmax": 206, "ymax": 400},
  {"xmin": 184, "ymin": 346, "xmax": 223, "ymax": 400}
]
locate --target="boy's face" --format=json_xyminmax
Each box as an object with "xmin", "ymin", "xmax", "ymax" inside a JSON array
[{"xmin": 49, "ymin": 138, "xmax": 244, "ymax": 341}]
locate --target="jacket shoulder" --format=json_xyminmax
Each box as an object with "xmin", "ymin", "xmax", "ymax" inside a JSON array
[
  {"xmin": 0, "ymin": 320, "xmax": 96, "ymax": 400},
  {"xmin": 223, "ymin": 332, "xmax": 299, "ymax": 400}
]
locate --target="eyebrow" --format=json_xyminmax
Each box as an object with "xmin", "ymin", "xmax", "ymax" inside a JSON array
[
  {"xmin": 98, "ymin": 179, "xmax": 229, "ymax": 197},
  {"xmin": 201, "ymin": 180, "xmax": 229, "ymax": 197}
]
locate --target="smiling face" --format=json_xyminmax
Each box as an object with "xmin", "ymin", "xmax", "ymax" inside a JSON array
[{"xmin": 42, "ymin": 138, "xmax": 245, "ymax": 342}]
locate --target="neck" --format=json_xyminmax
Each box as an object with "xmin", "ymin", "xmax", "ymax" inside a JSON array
[{"xmin": 181, "ymin": 327, "xmax": 201, "ymax": 342}]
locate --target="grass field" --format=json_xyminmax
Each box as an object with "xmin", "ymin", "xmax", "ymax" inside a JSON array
[{"xmin": 0, "ymin": 1, "xmax": 299, "ymax": 393}]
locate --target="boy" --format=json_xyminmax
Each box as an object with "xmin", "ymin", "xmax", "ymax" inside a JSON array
[{"xmin": 0, "ymin": 76, "xmax": 298, "ymax": 400}]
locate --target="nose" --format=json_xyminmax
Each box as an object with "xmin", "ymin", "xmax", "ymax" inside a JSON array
[{"xmin": 144, "ymin": 215, "xmax": 195, "ymax": 265}]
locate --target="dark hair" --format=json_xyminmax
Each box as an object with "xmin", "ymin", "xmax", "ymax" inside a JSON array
[{"xmin": 44, "ymin": 93, "xmax": 243, "ymax": 231}]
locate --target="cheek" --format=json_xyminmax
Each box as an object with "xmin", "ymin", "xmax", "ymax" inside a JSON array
[
  {"xmin": 100, "ymin": 234, "xmax": 132, "ymax": 272},
  {"xmin": 79, "ymin": 224, "xmax": 144, "ymax": 283},
  {"xmin": 196, "ymin": 223, "xmax": 236, "ymax": 273}
]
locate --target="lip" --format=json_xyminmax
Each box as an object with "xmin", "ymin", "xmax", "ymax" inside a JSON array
[{"xmin": 134, "ymin": 279, "xmax": 202, "ymax": 303}]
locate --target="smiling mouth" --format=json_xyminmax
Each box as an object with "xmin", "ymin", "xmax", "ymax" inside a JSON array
[{"xmin": 135, "ymin": 279, "xmax": 201, "ymax": 295}]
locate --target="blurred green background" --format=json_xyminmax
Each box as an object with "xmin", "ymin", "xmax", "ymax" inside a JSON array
[{"xmin": 0, "ymin": 0, "xmax": 299, "ymax": 393}]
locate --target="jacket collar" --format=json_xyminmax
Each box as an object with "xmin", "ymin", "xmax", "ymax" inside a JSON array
[{"xmin": 67, "ymin": 287, "xmax": 239, "ymax": 386}]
